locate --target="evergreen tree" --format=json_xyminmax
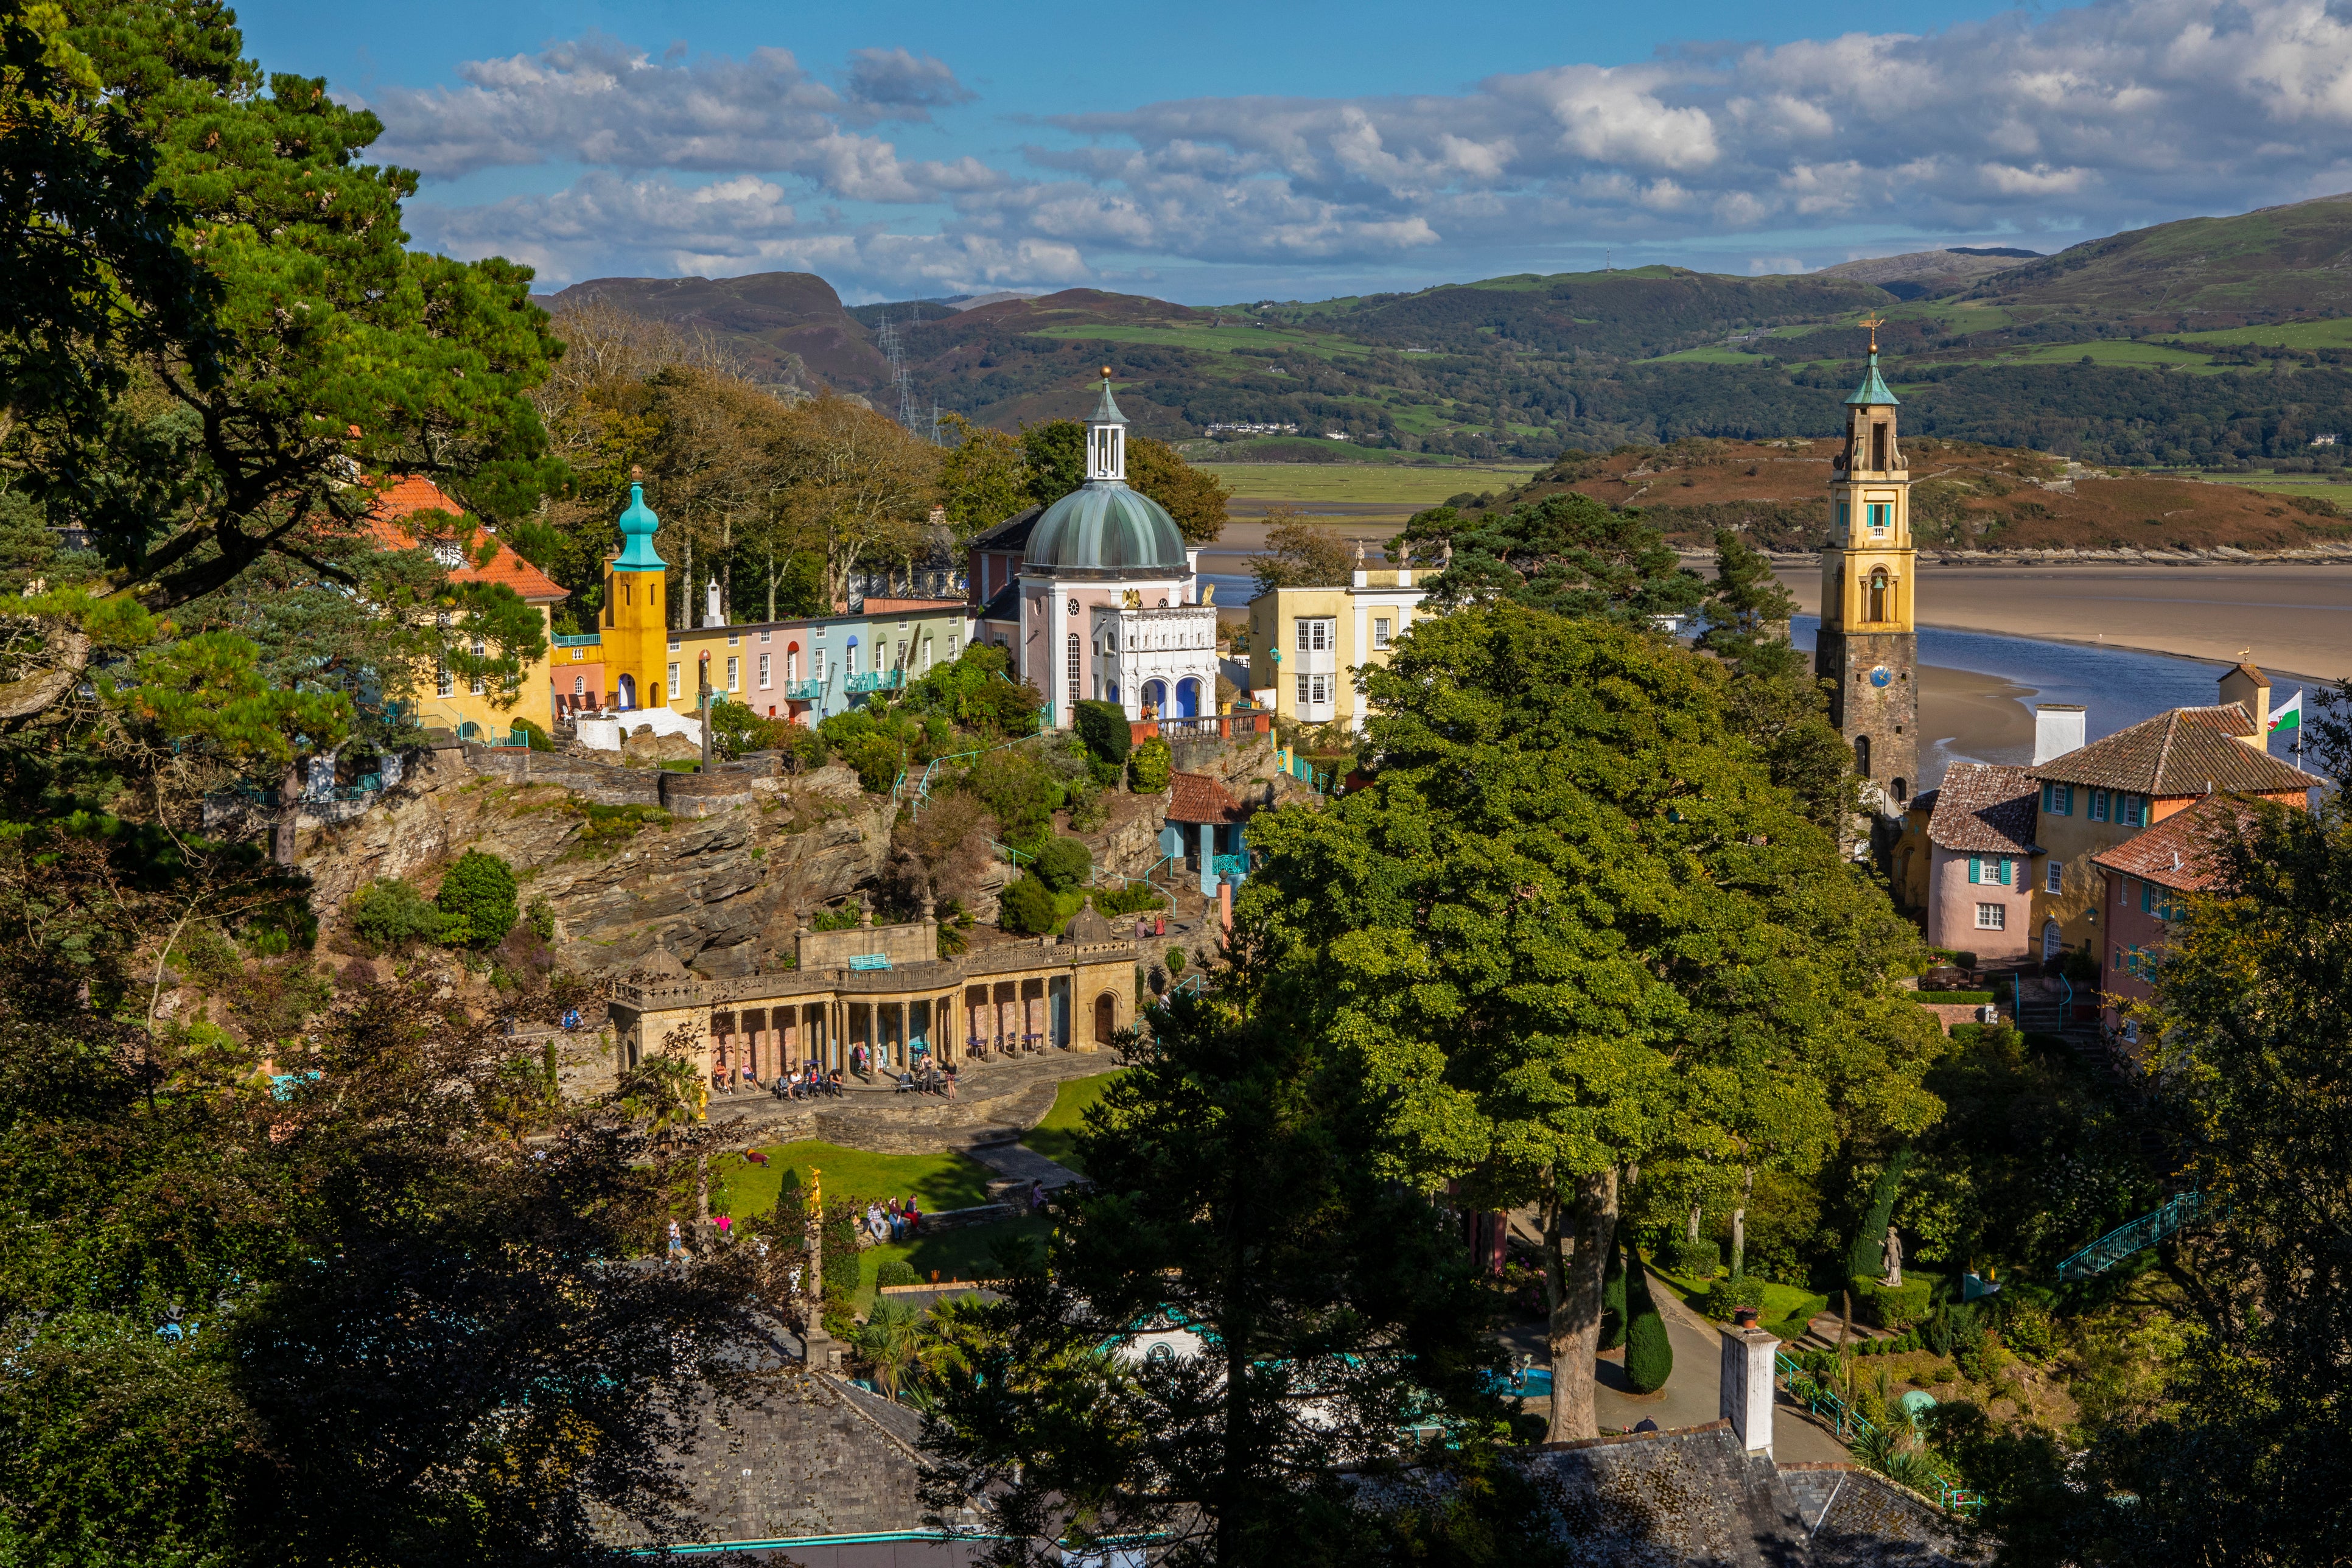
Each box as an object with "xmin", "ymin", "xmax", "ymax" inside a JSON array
[{"xmin": 921, "ymin": 995, "xmax": 1525, "ymax": 1567}]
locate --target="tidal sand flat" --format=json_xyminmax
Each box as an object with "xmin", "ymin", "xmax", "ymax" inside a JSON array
[
  {"xmin": 1779, "ymin": 561, "xmax": 2352, "ymax": 682},
  {"xmin": 1919, "ymin": 665, "xmax": 2037, "ymax": 779}
]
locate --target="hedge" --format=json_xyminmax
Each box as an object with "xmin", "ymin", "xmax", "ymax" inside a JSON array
[
  {"xmin": 1600, "ymin": 1246, "xmax": 1626, "ymax": 1352},
  {"xmin": 1624, "ymin": 1244, "xmax": 1673, "ymax": 1394},
  {"xmin": 1699, "ymin": 1274, "xmax": 1769, "ymax": 1320},
  {"xmin": 1073, "ymin": 700, "xmax": 1132, "ymax": 763},
  {"xmin": 1850, "ymin": 1275, "xmax": 1935, "ymax": 1331}
]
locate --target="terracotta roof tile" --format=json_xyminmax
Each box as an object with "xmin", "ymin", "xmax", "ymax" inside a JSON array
[
  {"xmin": 2091, "ymin": 793, "xmax": 2267, "ymax": 892},
  {"xmin": 1925, "ymin": 763, "xmax": 2042, "ymax": 854},
  {"xmin": 2035, "ymin": 705, "xmax": 2317, "ymax": 796},
  {"xmin": 1167, "ymin": 770, "xmax": 1248, "ymax": 824},
  {"xmin": 858, "ymin": 598, "xmax": 967, "ymax": 615},
  {"xmin": 365, "ymin": 475, "xmax": 568, "ymax": 603}
]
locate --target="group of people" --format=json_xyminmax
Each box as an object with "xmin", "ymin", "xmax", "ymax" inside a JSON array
[
  {"xmin": 865, "ymin": 1195, "xmax": 923, "ymax": 1242},
  {"xmin": 895, "ymin": 1059, "xmax": 957, "ymax": 1097},
  {"xmin": 775, "ymin": 1064, "xmax": 844, "ymax": 1100},
  {"xmin": 712, "ymin": 1062, "xmax": 764, "ymax": 1094}
]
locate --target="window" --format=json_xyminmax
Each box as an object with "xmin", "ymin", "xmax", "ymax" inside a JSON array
[
  {"xmin": 813, "ymin": 650, "xmax": 824, "ymax": 681},
  {"xmin": 572, "ymin": 675, "xmax": 584, "ymax": 696},
  {"xmin": 1373, "ymin": 616, "xmax": 1393, "ymax": 649},
  {"xmin": 571, "ymin": 647, "xmax": 584, "ymax": 661},
  {"xmin": 948, "ymin": 634, "xmax": 959, "ymax": 660},
  {"xmin": 668, "ymin": 662, "xmax": 680, "ymax": 698},
  {"xmin": 1969, "ymin": 856, "xmax": 2012, "ymax": 886},
  {"xmin": 1867, "ymin": 502, "xmax": 1892, "ymax": 533},
  {"xmin": 1872, "ymin": 423, "xmax": 1888, "ymax": 470},
  {"xmin": 1311, "ymin": 674, "xmax": 1328, "ymax": 704},
  {"xmin": 1855, "ymin": 734, "xmax": 1871, "ymax": 778},
  {"xmin": 1066, "ymin": 631, "xmax": 1080, "ymax": 715},
  {"xmin": 758, "ymin": 653, "xmax": 771, "ymax": 688},
  {"xmin": 1295, "ymin": 673, "xmax": 1309, "ymax": 706},
  {"xmin": 2119, "ymin": 876, "xmax": 2132, "ymax": 906},
  {"xmin": 759, "ymin": 629, "xmax": 771, "ymax": 643},
  {"xmin": 726, "ymin": 656, "xmax": 740, "ymax": 693},
  {"xmin": 2122, "ymin": 794, "xmax": 2145, "ymax": 827},
  {"xmin": 2140, "ymin": 880, "xmax": 2154, "ymax": 914},
  {"xmin": 668, "ymin": 635, "xmax": 681, "ymax": 653},
  {"xmin": 1836, "ymin": 500, "xmax": 1850, "ymax": 533},
  {"xmin": 1867, "ymin": 569, "xmax": 1889, "ymax": 622},
  {"xmin": 2042, "ymin": 782, "xmax": 2073, "ymax": 815},
  {"xmin": 727, "ymin": 633, "xmax": 739, "ymax": 648},
  {"xmin": 922, "ymin": 637, "xmax": 933, "ymax": 670},
  {"xmin": 2090, "ymin": 789, "xmax": 2110, "ymax": 822},
  {"xmin": 2047, "ymin": 859, "xmax": 2064, "ymax": 894},
  {"xmin": 435, "ymin": 662, "xmax": 452, "ymax": 698},
  {"xmin": 1297, "ymin": 618, "xmax": 1311, "ymax": 653},
  {"xmin": 1975, "ymin": 903, "xmax": 2006, "ymax": 931}
]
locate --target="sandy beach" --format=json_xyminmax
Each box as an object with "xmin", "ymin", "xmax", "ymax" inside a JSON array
[
  {"xmin": 1779, "ymin": 561, "xmax": 2352, "ymax": 685},
  {"xmin": 1920, "ymin": 664, "xmax": 2037, "ymax": 766}
]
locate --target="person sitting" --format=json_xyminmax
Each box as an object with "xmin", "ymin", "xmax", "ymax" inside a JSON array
[
  {"xmin": 827, "ymin": 1068, "xmax": 845, "ymax": 1097},
  {"xmin": 903, "ymin": 1195, "xmax": 922, "ymax": 1235}
]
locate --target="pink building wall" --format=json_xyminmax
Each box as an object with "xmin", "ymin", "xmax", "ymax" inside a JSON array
[{"xmin": 1924, "ymin": 844, "xmax": 2035, "ymax": 964}]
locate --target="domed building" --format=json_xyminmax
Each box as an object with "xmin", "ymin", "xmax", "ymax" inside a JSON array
[{"xmin": 968, "ymin": 374, "xmax": 1219, "ymax": 726}]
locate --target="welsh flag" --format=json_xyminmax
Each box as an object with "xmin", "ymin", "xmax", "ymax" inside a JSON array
[{"xmin": 2271, "ymin": 688, "xmax": 2303, "ymax": 737}]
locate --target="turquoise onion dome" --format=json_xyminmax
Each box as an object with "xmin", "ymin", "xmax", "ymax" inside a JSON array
[
  {"xmin": 614, "ymin": 481, "xmax": 666, "ymax": 569},
  {"xmin": 1024, "ymin": 484, "xmax": 1187, "ymax": 573},
  {"xmin": 1846, "ymin": 350, "xmax": 1899, "ymax": 407}
]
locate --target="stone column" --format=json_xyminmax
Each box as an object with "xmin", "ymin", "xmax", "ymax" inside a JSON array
[
  {"xmin": 1718, "ymin": 1312, "xmax": 1780, "ymax": 1455},
  {"xmin": 1199, "ymin": 822, "xmax": 1215, "ymax": 897}
]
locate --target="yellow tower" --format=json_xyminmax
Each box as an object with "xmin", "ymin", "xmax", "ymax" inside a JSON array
[
  {"xmin": 1817, "ymin": 315, "xmax": 1919, "ymax": 813},
  {"xmin": 603, "ymin": 476, "xmax": 670, "ymax": 712}
]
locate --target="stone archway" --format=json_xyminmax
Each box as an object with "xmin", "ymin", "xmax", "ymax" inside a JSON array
[
  {"xmin": 616, "ymin": 673, "xmax": 637, "ymax": 710},
  {"xmin": 1177, "ymin": 677, "xmax": 1200, "ymax": 718}
]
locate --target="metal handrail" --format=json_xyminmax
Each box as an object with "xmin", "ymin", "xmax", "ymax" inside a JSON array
[
  {"xmin": 784, "ymin": 679, "xmax": 824, "ymax": 700},
  {"xmin": 1774, "ymin": 1352, "xmax": 1983, "ymax": 1515},
  {"xmin": 2057, "ymin": 1190, "xmax": 2203, "ymax": 1281}
]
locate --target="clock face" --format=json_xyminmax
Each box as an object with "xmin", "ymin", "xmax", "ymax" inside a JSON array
[
  {"xmin": 1870, "ymin": 665, "xmax": 1894, "ymax": 688},
  {"xmin": 1067, "ymin": 598, "xmax": 1080, "ymax": 616}
]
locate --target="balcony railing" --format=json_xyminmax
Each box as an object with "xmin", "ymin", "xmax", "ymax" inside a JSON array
[
  {"xmin": 784, "ymin": 679, "xmax": 825, "ymax": 701},
  {"xmin": 846, "ymin": 670, "xmax": 905, "ymax": 694}
]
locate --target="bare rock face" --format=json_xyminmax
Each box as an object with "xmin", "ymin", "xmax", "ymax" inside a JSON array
[
  {"xmin": 623, "ymin": 729, "xmax": 702, "ymax": 765},
  {"xmin": 299, "ymin": 748, "xmax": 899, "ymax": 978}
]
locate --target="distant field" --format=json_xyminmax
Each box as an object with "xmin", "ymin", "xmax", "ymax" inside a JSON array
[
  {"xmin": 1200, "ymin": 462, "xmax": 1541, "ymax": 508},
  {"xmin": 1029, "ymin": 320, "xmax": 1374, "ymax": 359},
  {"xmin": 1639, "ymin": 345, "xmax": 1759, "ymax": 365},
  {"xmin": 2167, "ymin": 318, "xmax": 2352, "ymax": 351},
  {"xmin": 2185, "ymin": 470, "xmax": 2352, "ymax": 497}
]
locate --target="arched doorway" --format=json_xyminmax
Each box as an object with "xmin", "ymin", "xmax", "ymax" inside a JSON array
[
  {"xmin": 1094, "ymin": 992, "xmax": 1116, "ymax": 1045},
  {"xmin": 1890, "ymin": 776, "xmax": 1908, "ymax": 807},
  {"xmin": 1177, "ymin": 677, "xmax": 1200, "ymax": 718},
  {"xmin": 1142, "ymin": 678, "xmax": 1167, "ymax": 716},
  {"xmin": 616, "ymin": 673, "xmax": 636, "ymax": 710},
  {"xmin": 2043, "ymin": 919, "xmax": 2063, "ymax": 961}
]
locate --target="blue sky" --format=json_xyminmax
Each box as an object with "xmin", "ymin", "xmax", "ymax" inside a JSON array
[{"xmin": 233, "ymin": 0, "xmax": 2352, "ymax": 303}]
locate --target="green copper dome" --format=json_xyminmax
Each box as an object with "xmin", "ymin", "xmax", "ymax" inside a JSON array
[
  {"xmin": 1846, "ymin": 351, "xmax": 1899, "ymax": 407},
  {"xmin": 614, "ymin": 482, "xmax": 666, "ymax": 570},
  {"xmin": 1023, "ymin": 483, "xmax": 1187, "ymax": 575}
]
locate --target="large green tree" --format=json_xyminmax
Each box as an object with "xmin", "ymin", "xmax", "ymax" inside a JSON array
[
  {"xmin": 920, "ymin": 995, "xmax": 1532, "ymax": 1567},
  {"xmin": 1399, "ymin": 494, "xmax": 1704, "ymax": 627},
  {"xmin": 4, "ymin": 1, "xmax": 560, "ymax": 716},
  {"xmin": 1020, "ymin": 418, "xmax": 1227, "ymax": 542},
  {"xmin": 1235, "ymin": 604, "xmax": 1939, "ymax": 1438}
]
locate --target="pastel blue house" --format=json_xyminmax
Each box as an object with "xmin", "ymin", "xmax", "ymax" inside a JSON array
[{"xmin": 1161, "ymin": 770, "xmax": 1255, "ymax": 897}]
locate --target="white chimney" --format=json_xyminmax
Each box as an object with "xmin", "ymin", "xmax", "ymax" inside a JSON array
[
  {"xmin": 2034, "ymin": 704, "xmax": 2086, "ymax": 765},
  {"xmin": 1719, "ymin": 1317, "xmax": 1779, "ymax": 1455},
  {"xmin": 704, "ymin": 576, "xmax": 725, "ymax": 629}
]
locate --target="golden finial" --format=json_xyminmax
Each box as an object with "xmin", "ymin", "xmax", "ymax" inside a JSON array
[
  {"xmin": 1101, "ymin": 365, "xmax": 1113, "ymax": 379},
  {"xmin": 1858, "ymin": 312, "xmax": 1885, "ymax": 354}
]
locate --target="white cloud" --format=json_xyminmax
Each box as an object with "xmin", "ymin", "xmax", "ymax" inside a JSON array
[{"xmin": 394, "ymin": 2, "xmax": 2352, "ymax": 299}]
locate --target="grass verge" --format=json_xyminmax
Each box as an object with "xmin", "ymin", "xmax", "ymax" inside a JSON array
[
  {"xmin": 712, "ymin": 1139, "xmax": 997, "ymax": 1220},
  {"xmin": 1020, "ymin": 1070, "xmax": 1124, "ymax": 1174},
  {"xmin": 1651, "ymin": 1267, "xmax": 1829, "ymax": 1343}
]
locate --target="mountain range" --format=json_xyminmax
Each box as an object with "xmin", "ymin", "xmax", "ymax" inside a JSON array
[{"xmin": 540, "ymin": 194, "xmax": 2352, "ymax": 471}]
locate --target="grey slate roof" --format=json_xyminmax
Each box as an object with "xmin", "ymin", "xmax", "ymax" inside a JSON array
[{"xmin": 1925, "ymin": 763, "xmax": 2042, "ymax": 855}]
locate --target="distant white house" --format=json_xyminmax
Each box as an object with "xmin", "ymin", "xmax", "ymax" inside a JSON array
[{"xmin": 2313, "ymin": 433, "xmax": 2340, "ymax": 446}]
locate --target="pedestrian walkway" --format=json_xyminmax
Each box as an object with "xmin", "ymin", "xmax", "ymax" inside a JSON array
[
  {"xmin": 967, "ymin": 1141, "xmax": 1083, "ymax": 1190},
  {"xmin": 1499, "ymin": 1272, "xmax": 1849, "ymax": 1463},
  {"xmin": 704, "ymin": 1048, "xmax": 1119, "ymax": 1157}
]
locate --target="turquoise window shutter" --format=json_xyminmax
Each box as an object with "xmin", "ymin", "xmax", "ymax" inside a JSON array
[{"xmin": 1969, "ymin": 856, "xmax": 1981, "ymax": 884}]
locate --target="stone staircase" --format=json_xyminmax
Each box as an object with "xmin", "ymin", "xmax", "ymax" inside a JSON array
[{"xmin": 1790, "ymin": 1314, "xmax": 1900, "ymax": 1355}]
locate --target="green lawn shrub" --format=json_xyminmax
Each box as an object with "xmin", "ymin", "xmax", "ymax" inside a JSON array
[
  {"xmin": 1665, "ymin": 1236, "xmax": 1721, "ymax": 1278},
  {"xmin": 1699, "ymin": 1274, "xmax": 1769, "ymax": 1320},
  {"xmin": 1624, "ymin": 1250, "xmax": 1674, "ymax": 1394},
  {"xmin": 1850, "ymin": 1275, "xmax": 1935, "ymax": 1331},
  {"xmin": 1033, "ymin": 836, "xmax": 1093, "ymax": 892},
  {"xmin": 875, "ymin": 1259, "xmax": 921, "ymax": 1289}
]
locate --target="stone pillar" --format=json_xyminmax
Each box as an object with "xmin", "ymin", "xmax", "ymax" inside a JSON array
[
  {"xmin": 1199, "ymin": 822, "xmax": 1215, "ymax": 897},
  {"xmin": 1219, "ymin": 876, "xmax": 1233, "ymax": 934},
  {"xmin": 1718, "ymin": 1313, "xmax": 1780, "ymax": 1455}
]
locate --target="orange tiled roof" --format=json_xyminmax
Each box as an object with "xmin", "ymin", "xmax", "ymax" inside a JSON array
[
  {"xmin": 365, "ymin": 475, "xmax": 568, "ymax": 603},
  {"xmin": 2090, "ymin": 793, "xmax": 2267, "ymax": 892},
  {"xmin": 1167, "ymin": 770, "xmax": 1249, "ymax": 824},
  {"xmin": 859, "ymin": 597, "xmax": 968, "ymax": 615},
  {"xmin": 2035, "ymin": 704, "xmax": 2317, "ymax": 796}
]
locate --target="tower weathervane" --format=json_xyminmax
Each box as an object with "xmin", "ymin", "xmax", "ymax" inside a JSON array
[{"xmin": 1858, "ymin": 312, "xmax": 1885, "ymax": 354}]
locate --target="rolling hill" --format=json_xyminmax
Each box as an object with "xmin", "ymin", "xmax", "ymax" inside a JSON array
[{"xmin": 534, "ymin": 192, "xmax": 2352, "ymax": 479}]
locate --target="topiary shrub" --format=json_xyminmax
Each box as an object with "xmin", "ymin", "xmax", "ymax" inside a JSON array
[
  {"xmin": 1033, "ymin": 836, "xmax": 1093, "ymax": 892},
  {"xmin": 1600, "ymin": 1245, "xmax": 1627, "ymax": 1351},
  {"xmin": 1699, "ymin": 1273, "xmax": 1769, "ymax": 1320},
  {"xmin": 999, "ymin": 875, "xmax": 1060, "ymax": 935},
  {"xmin": 1665, "ymin": 1236, "xmax": 1721, "ymax": 1279},
  {"xmin": 1128, "ymin": 737, "xmax": 1172, "ymax": 793},
  {"xmin": 436, "ymin": 850, "xmax": 519, "ymax": 948},
  {"xmin": 875, "ymin": 1258, "xmax": 920, "ymax": 1289},
  {"xmin": 1073, "ymin": 700, "xmax": 1132, "ymax": 765},
  {"xmin": 349, "ymin": 877, "xmax": 447, "ymax": 952},
  {"xmin": 1623, "ymin": 1247, "xmax": 1674, "ymax": 1394},
  {"xmin": 1850, "ymin": 1275, "xmax": 1935, "ymax": 1331}
]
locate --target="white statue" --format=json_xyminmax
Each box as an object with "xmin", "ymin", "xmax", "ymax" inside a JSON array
[{"xmin": 1881, "ymin": 1225, "xmax": 1903, "ymax": 1287}]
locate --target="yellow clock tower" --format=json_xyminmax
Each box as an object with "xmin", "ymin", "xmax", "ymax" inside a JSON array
[
  {"xmin": 1816, "ymin": 318, "xmax": 1919, "ymax": 813},
  {"xmin": 603, "ymin": 475, "xmax": 670, "ymax": 713}
]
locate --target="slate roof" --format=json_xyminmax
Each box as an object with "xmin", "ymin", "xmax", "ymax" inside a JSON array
[
  {"xmin": 1167, "ymin": 770, "xmax": 1248, "ymax": 825},
  {"xmin": 1925, "ymin": 763, "xmax": 2041, "ymax": 855},
  {"xmin": 366, "ymin": 475, "xmax": 568, "ymax": 603},
  {"xmin": 2091, "ymin": 793, "xmax": 2265, "ymax": 892},
  {"xmin": 2035, "ymin": 704, "xmax": 2319, "ymax": 796},
  {"xmin": 970, "ymin": 504, "xmax": 1045, "ymax": 553}
]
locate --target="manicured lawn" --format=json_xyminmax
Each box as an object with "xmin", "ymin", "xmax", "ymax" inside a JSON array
[
  {"xmin": 712, "ymin": 1139, "xmax": 997, "ymax": 1221},
  {"xmin": 1652, "ymin": 1267, "xmax": 1829, "ymax": 1342},
  {"xmin": 853, "ymin": 1214, "xmax": 1055, "ymax": 1312},
  {"xmin": 1020, "ymin": 1070, "xmax": 1124, "ymax": 1174},
  {"xmin": 1911, "ymin": 990, "xmax": 1995, "ymax": 1006}
]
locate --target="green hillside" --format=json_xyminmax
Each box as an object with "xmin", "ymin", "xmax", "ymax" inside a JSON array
[{"xmin": 536, "ymin": 192, "xmax": 2352, "ymax": 470}]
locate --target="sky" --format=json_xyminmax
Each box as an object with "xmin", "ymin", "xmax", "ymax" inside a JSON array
[{"xmin": 230, "ymin": 0, "xmax": 2352, "ymax": 305}]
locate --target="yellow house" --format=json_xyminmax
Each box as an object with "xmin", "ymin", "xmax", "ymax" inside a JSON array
[
  {"xmin": 367, "ymin": 475, "xmax": 565, "ymax": 739},
  {"xmin": 1245, "ymin": 558, "xmax": 1429, "ymax": 730}
]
